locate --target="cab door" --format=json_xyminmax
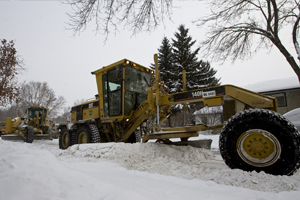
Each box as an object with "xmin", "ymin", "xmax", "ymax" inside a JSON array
[
  {"xmin": 103, "ymin": 66, "xmax": 123, "ymax": 117},
  {"xmin": 76, "ymin": 105, "xmax": 83, "ymax": 121}
]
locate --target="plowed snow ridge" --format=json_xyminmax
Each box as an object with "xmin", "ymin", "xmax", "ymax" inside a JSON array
[{"xmin": 56, "ymin": 142, "xmax": 300, "ymax": 193}]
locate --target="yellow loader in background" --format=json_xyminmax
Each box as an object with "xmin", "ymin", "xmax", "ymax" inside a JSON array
[
  {"xmin": 1, "ymin": 106, "xmax": 59, "ymax": 143},
  {"xmin": 58, "ymin": 54, "xmax": 300, "ymax": 176}
]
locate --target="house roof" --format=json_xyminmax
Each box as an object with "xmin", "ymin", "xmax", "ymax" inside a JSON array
[{"xmin": 243, "ymin": 76, "xmax": 300, "ymax": 93}]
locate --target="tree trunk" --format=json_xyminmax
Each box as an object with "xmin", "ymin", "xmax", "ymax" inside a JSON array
[{"xmin": 273, "ymin": 39, "xmax": 300, "ymax": 83}]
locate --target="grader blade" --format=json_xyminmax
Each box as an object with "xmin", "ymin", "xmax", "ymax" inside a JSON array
[
  {"xmin": 142, "ymin": 131, "xmax": 212, "ymax": 150},
  {"xmin": 164, "ymin": 139, "xmax": 212, "ymax": 150},
  {"xmin": 1, "ymin": 134, "xmax": 25, "ymax": 142},
  {"xmin": 33, "ymin": 134, "xmax": 53, "ymax": 140}
]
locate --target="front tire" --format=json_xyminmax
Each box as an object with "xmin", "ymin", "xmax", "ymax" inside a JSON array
[
  {"xmin": 220, "ymin": 109, "xmax": 300, "ymax": 176},
  {"xmin": 25, "ymin": 126, "xmax": 34, "ymax": 143}
]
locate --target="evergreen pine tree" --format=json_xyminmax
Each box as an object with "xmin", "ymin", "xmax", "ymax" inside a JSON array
[
  {"xmin": 171, "ymin": 24, "xmax": 220, "ymax": 93},
  {"xmin": 151, "ymin": 37, "xmax": 175, "ymax": 92},
  {"xmin": 158, "ymin": 37, "xmax": 175, "ymax": 90},
  {"xmin": 152, "ymin": 25, "xmax": 221, "ymax": 125},
  {"xmin": 170, "ymin": 24, "xmax": 221, "ymax": 122}
]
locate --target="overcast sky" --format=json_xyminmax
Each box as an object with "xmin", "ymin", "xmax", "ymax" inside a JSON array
[{"xmin": 1, "ymin": 0, "xmax": 299, "ymax": 107}]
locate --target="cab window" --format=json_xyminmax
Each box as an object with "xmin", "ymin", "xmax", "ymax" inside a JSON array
[
  {"xmin": 106, "ymin": 66, "xmax": 123, "ymax": 116},
  {"xmin": 124, "ymin": 66, "xmax": 151, "ymax": 115}
]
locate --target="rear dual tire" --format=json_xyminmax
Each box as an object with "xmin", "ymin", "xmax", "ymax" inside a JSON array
[
  {"xmin": 76, "ymin": 124, "xmax": 101, "ymax": 144},
  {"xmin": 59, "ymin": 124, "xmax": 100, "ymax": 149}
]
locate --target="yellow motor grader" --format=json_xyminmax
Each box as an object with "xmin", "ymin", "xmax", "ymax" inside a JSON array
[
  {"xmin": 58, "ymin": 54, "xmax": 300, "ymax": 176},
  {"xmin": 1, "ymin": 106, "xmax": 58, "ymax": 143}
]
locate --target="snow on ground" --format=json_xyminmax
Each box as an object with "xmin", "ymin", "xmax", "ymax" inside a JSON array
[{"xmin": 1, "ymin": 135, "xmax": 300, "ymax": 200}]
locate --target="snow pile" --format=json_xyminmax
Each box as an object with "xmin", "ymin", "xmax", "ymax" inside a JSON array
[
  {"xmin": 0, "ymin": 141, "xmax": 152, "ymax": 200},
  {"xmin": 59, "ymin": 142, "xmax": 300, "ymax": 193},
  {"xmin": 1, "ymin": 136, "xmax": 300, "ymax": 200},
  {"xmin": 61, "ymin": 143, "xmax": 216, "ymax": 174}
]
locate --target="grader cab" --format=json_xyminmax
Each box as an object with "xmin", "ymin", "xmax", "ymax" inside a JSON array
[
  {"xmin": 58, "ymin": 59, "xmax": 153, "ymax": 146},
  {"xmin": 58, "ymin": 54, "xmax": 300, "ymax": 176},
  {"xmin": 1, "ymin": 106, "xmax": 58, "ymax": 142}
]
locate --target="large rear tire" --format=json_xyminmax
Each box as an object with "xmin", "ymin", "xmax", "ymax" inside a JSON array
[
  {"xmin": 76, "ymin": 125, "xmax": 91, "ymax": 144},
  {"xmin": 75, "ymin": 124, "xmax": 101, "ymax": 144},
  {"xmin": 59, "ymin": 127, "xmax": 70, "ymax": 149},
  {"xmin": 220, "ymin": 109, "xmax": 300, "ymax": 176}
]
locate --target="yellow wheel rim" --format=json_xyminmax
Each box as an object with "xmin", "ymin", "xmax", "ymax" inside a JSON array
[
  {"xmin": 62, "ymin": 131, "xmax": 69, "ymax": 148},
  {"xmin": 78, "ymin": 131, "xmax": 88, "ymax": 144},
  {"xmin": 237, "ymin": 129, "xmax": 281, "ymax": 167}
]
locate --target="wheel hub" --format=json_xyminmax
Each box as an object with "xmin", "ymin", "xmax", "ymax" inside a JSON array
[
  {"xmin": 237, "ymin": 129, "xmax": 281, "ymax": 167},
  {"xmin": 62, "ymin": 132, "xmax": 69, "ymax": 148},
  {"xmin": 78, "ymin": 132, "xmax": 87, "ymax": 143}
]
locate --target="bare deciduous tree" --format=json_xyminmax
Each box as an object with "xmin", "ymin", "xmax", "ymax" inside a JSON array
[
  {"xmin": 64, "ymin": 0, "xmax": 300, "ymax": 82},
  {"xmin": 18, "ymin": 81, "xmax": 66, "ymax": 118},
  {"xmin": 194, "ymin": 106, "xmax": 223, "ymax": 125},
  {"xmin": 0, "ymin": 104, "xmax": 19, "ymax": 121},
  {"xmin": 52, "ymin": 106, "xmax": 71, "ymax": 123},
  {"xmin": 0, "ymin": 39, "xmax": 24, "ymax": 107},
  {"xmin": 63, "ymin": 0, "xmax": 173, "ymax": 37},
  {"xmin": 195, "ymin": 0, "xmax": 300, "ymax": 82},
  {"xmin": 73, "ymin": 98, "xmax": 87, "ymax": 106}
]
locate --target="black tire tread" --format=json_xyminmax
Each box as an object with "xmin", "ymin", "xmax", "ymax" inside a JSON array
[
  {"xmin": 87, "ymin": 123, "xmax": 101, "ymax": 143},
  {"xmin": 127, "ymin": 130, "xmax": 142, "ymax": 143},
  {"xmin": 220, "ymin": 108, "xmax": 300, "ymax": 175},
  {"xmin": 69, "ymin": 130, "xmax": 76, "ymax": 145},
  {"xmin": 25, "ymin": 126, "xmax": 34, "ymax": 143},
  {"xmin": 75, "ymin": 123, "xmax": 101, "ymax": 144},
  {"xmin": 59, "ymin": 127, "xmax": 70, "ymax": 150}
]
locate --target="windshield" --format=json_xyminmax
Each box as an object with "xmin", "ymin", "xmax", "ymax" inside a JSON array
[
  {"xmin": 124, "ymin": 66, "xmax": 151, "ymax": 115},
  {"xmin": 28, "ymin": 108, "xmax": 47, "ymax": 124},
  {"xmin": 125, "ymin": 66, "xmax": 151, "ymax": 94}
]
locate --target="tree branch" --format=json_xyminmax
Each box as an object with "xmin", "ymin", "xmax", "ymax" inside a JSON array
[
  {"xmin": 63, "ymin": 0, "xmax": 173, "ymax": 38},
  {"xmin": 293, "ymin": 1, "xmax": 300, "ymax": 60}
]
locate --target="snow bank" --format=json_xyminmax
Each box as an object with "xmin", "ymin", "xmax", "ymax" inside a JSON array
[
  {"xmin": 1, "ymin": 136, "xmax": 300, "ymax": 200},
  {"xmin": 0, "ymin": 141, "xmax": 148, "ymax": 200},
  {"xmin": 59, "ymin": 142, "xmax": 300, "ymax": 193}
]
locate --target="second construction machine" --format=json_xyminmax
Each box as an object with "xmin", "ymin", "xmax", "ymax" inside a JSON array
[
  {"xmin": 1, "ymin": 106, "xmax": 58, "ymax": 142},
  {"xmin": 58, "ymin": 54, "xmax": 300, "ymax": 176}
]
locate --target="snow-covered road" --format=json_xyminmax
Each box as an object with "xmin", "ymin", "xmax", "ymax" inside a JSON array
[{"xmin": 1, "ymin": 135, "xmax": 300, "ymax": 200}]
